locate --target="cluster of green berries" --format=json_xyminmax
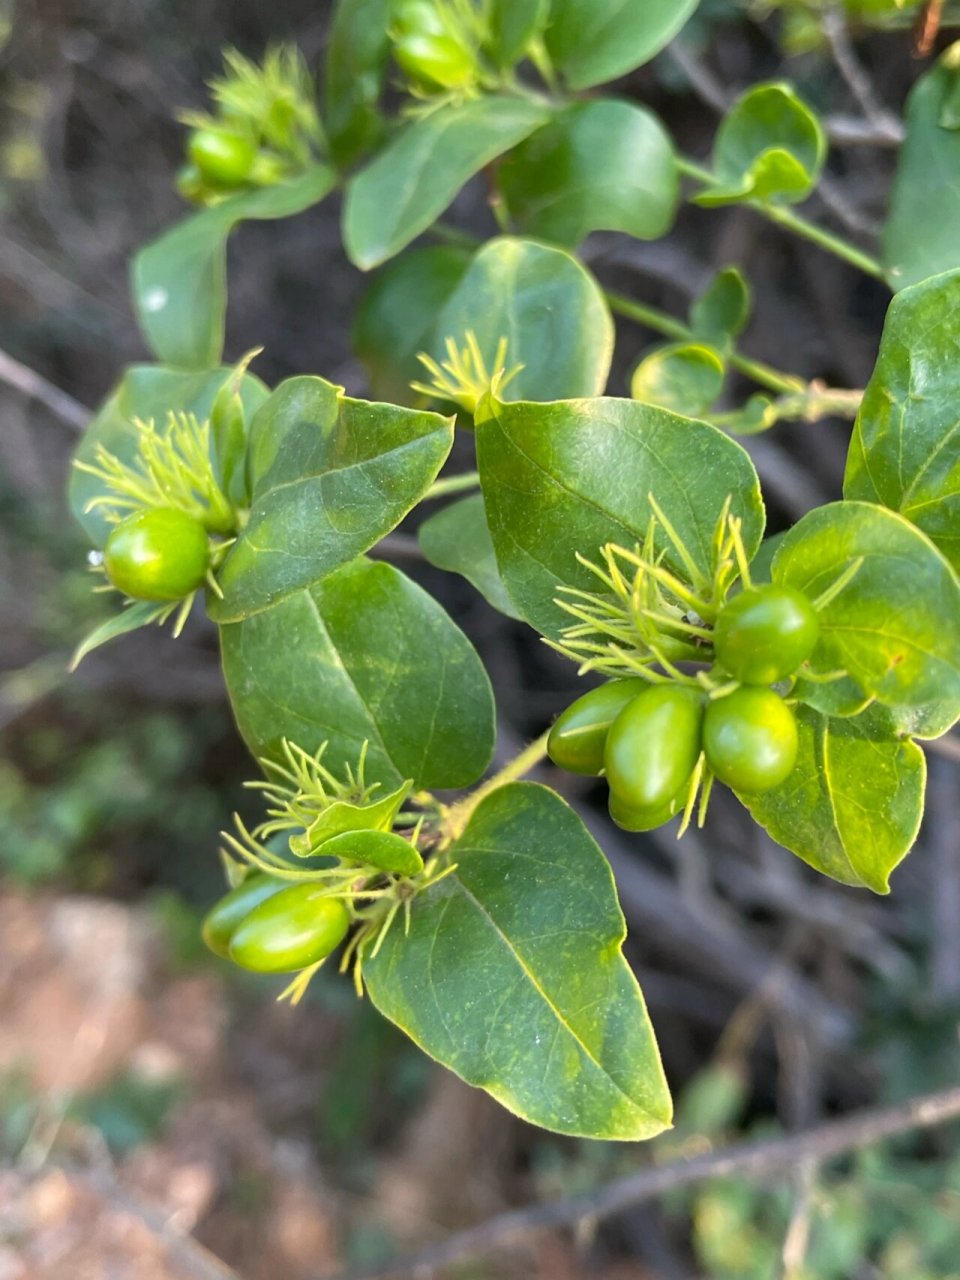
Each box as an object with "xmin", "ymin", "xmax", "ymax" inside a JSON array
[
  {"xmin": 548, "ymin": 585, "xmax": 820, "ymax": 830},
  {"xmin": 203, "ymin": 874, "xmax": 351, "ymax": 974}
]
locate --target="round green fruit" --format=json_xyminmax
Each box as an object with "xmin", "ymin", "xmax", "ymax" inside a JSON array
[
  {"xmin": 547, "ymin": 678, "xmax": 649, "ymax": 776},
  {"xmin": 227, "ymin": 884, "xmax": 351, "ymax": 974},
  {"xmin": 714, "ymin": 584, "xmax": 819, "ymax": 685},
  {"xmin": 703, "ymin": 686, "xmax": 799, "ymax": 793},
  {"xmin": 187, "ymin": 127, "xmax": 257, "ymax": 187},
  {"xmin": 103, "ymin": 508, "xmax": 210, "ymax": 601},
  {"xmin": 604, "ymin": 685, "xmax": 704, "ymax": 813},
  {"xmin": 202, "ymin": 873, "xmax": 288, "ymax": 959}
]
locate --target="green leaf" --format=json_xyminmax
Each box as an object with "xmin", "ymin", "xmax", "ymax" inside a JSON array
[
  {"xmin": 498, "ymin": 100, "xmax": 678, "ymax": 248},
  {"xmin": 694, "ymin": 82, "xmax": 826, "ymax": 207},
  {"xmin": 487, "ymin": 0, "xmax": 548, "ymax": 65},
  {"xmin": 689, "ymin": 267, "xmax": 752, "ymax": 351},
  {"xmin": 210, "ymin": 377, "xmax": 453, "ymax": 622},
  {"xmin": 364, "ymin": 782, "xmax": 672, "ymax": 1140},
  {"xmin": 743, "ymin": 704, "xmax": 926, "ymax": 893},
  {"xmin": 772, "ymin": 501, "xmax": 960, "ymax": 738},
  {"xmin": 428, "ymin": 236, "xmax": 613, "ymax": 401},
  {"xmin": 318, "ymin": 829, "xmax": 424, "ymax": 876},
  {"xmin": 219, "ymin": 557, "xmax": 495, "ymax": 790},
  {"xmin": 354, "ymin": 245, "xmax": 472, "ymax": 404},
  {"xmin": 545, "ymin": 0, "xmax": 700, "ymax": 91},
  {"xmin": 476, "ymin": 396, "xmax": 765, "ymax": 637},
  {"xmin": 844, "ymin": 269, "xmax": 960, "ymax": 573},
  {"xmin": 324, "ymin": 0, "xmax": 391, "ymax": 167},
  {"xmin": 717, "ymin": 392, "xmax": 777, "ymax": 436},
  {"xmin": 418, "ymin": 493, "xmax": 521, "ymax": 619},
  {"xmin": 132, "ymin": 166, "xmax": 335, "ymax": 369},
  {"xmin": 882, "ymin": 53, "xmax": 960, "ymax": 289},
  {"xmin": 69, "ymin": 364, "xmax": 270, "ymax": 548},
  {"xmin": 630, "ymin": 342, "xmax": 725, "ymax": 415},
  {"xmin": 291, "ymin": 783, "xmax": 413, "ymax": 855},
  {"xmin": 343, "ymin": 96, "xmax": 550, "ymax": 269}
]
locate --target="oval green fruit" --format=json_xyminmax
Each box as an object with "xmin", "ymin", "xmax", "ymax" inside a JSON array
[
  {"xmin": 187, "ymin": 127, "xmax": 257, "ymax": 188},
  {"xmin": 703, "ymin": 686, "xmax": 798, "ymax": 793},
  {"xmin": 392, "ymin": 0, "xmax": 476, "ymax": 89},
  {"xmin": 103, "ymin": 508, "xmax": 210, "ymax": 601},
  {"xmin": 714, "ymin": 584, "xmax": 819, "ymax": 685},
  {"xmin": 228, "ymin": 884, "xmax": 351, "ymax": 973},
  {"xmin": 609, "ymin": 789, "xmax": 683, "ymax": 833},
  {"xmin": 604, "ymin": 685, "xmax": 704, "ymax": 813},
  {"xmin": 548, "ymin": 679, "xmax": 650, "ymax": 776},
  {"xmin": 202, "ymin": 873, "xmax": 288, "ymax": 959}
]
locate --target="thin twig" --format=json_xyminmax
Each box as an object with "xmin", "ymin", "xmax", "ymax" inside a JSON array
[
  {"xmin": 668, "ymin": 37, "xmax": 903, "ymax": 148},
  {"xmin": 325, "ymin": 1086, "xmax": 960, "ymax": 1280},
  {"xmin": 0, "ymin": 345, "xmax": 90, "ymax": 431},
  {"xmin": 821, "ymin": 8, "xmax": 903, "ymax": 140},
  {"xmin": 63, "ymin": 1164, "xmax": 244, "ymax": 1280}
]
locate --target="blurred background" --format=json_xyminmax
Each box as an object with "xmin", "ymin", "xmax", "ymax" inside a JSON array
[{"xmin": 1, "ymin": 1, "xmax": 959, "ymax": 1276}]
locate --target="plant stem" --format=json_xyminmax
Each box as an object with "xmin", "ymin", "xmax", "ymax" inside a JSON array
[
  {"xmin": 605, "ymin": 292, "xmax": 804, "ymax": 396},
  {"xmin": 711, "ymin": 382, "xmax": 864, "ymax": 432},
  {"xmin": 443, "ymin": 730, "xmax": 550, "ymax": 841},
  {"xmin": 425, "ymin": 470, "xmax": 481, "ymax": 500},
  {"xmin": 676, "ymin": 155, "xmax": 888, "ymax": 283},
  {"xmin": 759, "ymin": 200, "xmax": 887, "ymax": 280}
]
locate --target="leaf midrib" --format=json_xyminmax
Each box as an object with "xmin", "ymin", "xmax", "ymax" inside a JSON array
[{"xmin": 452, "ymin": 873, "xmax": 650, "ymax": 1120}]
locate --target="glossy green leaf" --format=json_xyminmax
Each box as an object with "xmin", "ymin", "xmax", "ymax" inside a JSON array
[
  {"xmin": 210, "ymin": 377, "xmax": 453, "ymax": 622},
  {"xmin": 487, "ymin": 0, "xmax": 548, "ymax": 65},
  {"xmin": 343, "ymin": 96, "xmax": 550, "ymax": 269},
  {"xmin": 694, "ymin": 82, "xmax": 826, "ymax": 207},
  {"xmin": 354, "ymin": 245, "xmax": 472, "ymax": 404},
  {"xmin": 428, "ymin": 237, "xmax": 613, "ymax": 401},
  {"xmin": 882, "ymin": 53, "xmax": 960, "ymax": 289},
  {"xmin": 324, "ymin": 0, "xmax": 391, "ymax": 167},
  {"xmin": 498, "ymin": 100, "xmax": 678, "ymax": 248},
  {"xmin": 69, "ymin": 364, "xmax": 269, "ymax": 548},
  {"xmin": 630, "ymin": 342, "xmax": 725, "ymax": 415},
  {"xmin": 689, "ymin": 267, "xmax": 752, "ymax": 350},
  {"xmin": 132, "ymin": 166, "xmax": 335, "ymax": 368},
  {"xmin": 773, "ymin": 501, "xmax": 960, "ymax": 738},
  {"xmin": 844, "ymin": 270, "xmax": 960, "ymax": 572},
  {"xmin": 744, "ymin": 704, "xmax": 926, "ymax": 893},
  {"xmin": 418, "ymin": 493, "xmax": 521, "ymax": 618},
  {"xmin": 364, "ymin": 782, "xmax": 672, "ymax": 1140},
  {"xmin": 545, "ymin": 0, "xmax": 700, "ymax": 91},
  {"xmin": 319, "ymin": 829, "xmax": 424, "ymax": 876},
  {"xmin": 477, "ymin": 396, "xmax": 765, "ymax": 637},
  {"xmin": 219, "ymin": 557, "xmax": 495, "ymax": 790}
]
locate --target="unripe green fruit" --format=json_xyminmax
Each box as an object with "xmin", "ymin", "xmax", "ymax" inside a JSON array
[
  {"xmin": 187, "ymin": 127, "xmax": 257, "ymax": 188},
  {"xmin": 714, "ymin": 584, "xmax": 819, "ymax": 685},
  {"xmin": 609, "ymin": 789, "xmax": 683, "ymax": 833},
  {"xmin": 604, "ymin": 685, "xmax": 704, "ymax": 813},
  {"xmin": 103, "ymin": 508, "xmax": 210, "ymax": 601},
  {"xmin": 202, "ymin": 873, "xmax": 288, "ymax": 959},
  {"xmin": 547, "ymin": 679, "xmax": 650, "ymax": 776},
  {"xmin": 703, "ymin": 686, "xmax": 799, "ymax": 793},
  {"xmin": 228, "ymin": 885, "xmax": 351, "ymax": 973},
  {"xmin": 391, "ymin": 0, "xmax": 476, "ymax": 90}
]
